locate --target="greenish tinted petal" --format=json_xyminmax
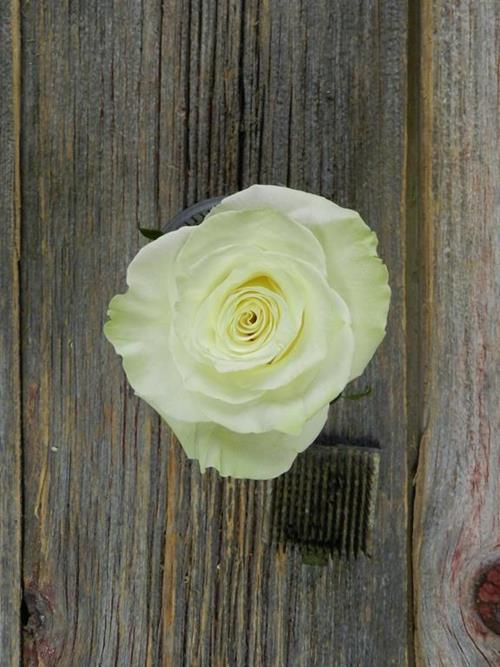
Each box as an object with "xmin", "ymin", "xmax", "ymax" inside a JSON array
[
  {"xmin": 126, "ymin": 227, "xmax": 193, "ymax": 305},
  {"xmin": 167, "ymin": 404, "xmax": 329, "ymax": 480},
  {"xmin": 301, "ymin": 214, "xmax": 390, "ymax": 379},
  {"xmin": 213, "ymin": 185, "xmax": 391, "ymax": 379},
  {"xmin": 178, "ymin": 207, "xmax": 328, "ymax": 277},
  {"xmin": 210, "ymin": 183, "xmax": 353, "ymax": 227},
  {"xmin": 104, "ymin": 227, "xmax": 204, "ymax": 422}
]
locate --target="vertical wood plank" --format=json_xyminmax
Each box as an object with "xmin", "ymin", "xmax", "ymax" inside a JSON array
[
  {"xmin": 414, "ymin": 0, "xmax": 500, "ymax": 664},
  {"xmin": 158, "ymin": 1, "xmax": 410, "ymax": 665},
  {"xmin": 21, "ymin": 2, "xmax": 169, "ymax": 664},
  {"xmin": 0, "ymin": 0, "xmax": 21, "ymax": 664}
]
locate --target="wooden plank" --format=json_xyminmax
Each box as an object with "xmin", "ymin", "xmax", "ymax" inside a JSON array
[
  {"xmin": 20, "ymin": 1, "xmax": 169, "ymax": 664},
  {"xmin": 158, "ymin": 1, "xmax": 410, "ymax": 665},
  {"xmin": 20, "ymin": 0, "xmax": 409, "ymax": 665},
  {"xmin": 413, "ymin": 0, "xmax": 500, "ymax": 664},
  {"xmin": 0, "ymin": 0, "xmax": 21, "ymax": 664}
]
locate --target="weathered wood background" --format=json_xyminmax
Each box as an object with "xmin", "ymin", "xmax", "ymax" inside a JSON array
[{"xmin": 1, "ymin": 0, "xmax": 498, "ymax": 665}]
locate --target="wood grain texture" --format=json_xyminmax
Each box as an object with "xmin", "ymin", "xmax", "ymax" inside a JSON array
[
  {"xmin": 413, "ymin": 1, "xmax": 500, "ymax": 665},
  {"xmin": 158, "ymin": 0, "xmax": 410, "ymax": 665},
  {"xmin": 0, "ymin": 0, "xmax": 21, "ymax": 664},
  {"xmin": 21, "ymin": 1, "xmax": 168, "ymax": 664},
  {"xmin": 19, "ymin": 1, "xmax": 410, "ymax": 665}
]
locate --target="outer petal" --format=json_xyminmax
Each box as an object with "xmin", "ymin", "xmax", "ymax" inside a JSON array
[
  {"xmin": 167, "ymin": 404, "xmax": 329, "ymax": 480},
  {"xmin": 301, "ymin": 213, "xmax": 390, "ymax": 379},
  {"xmin": 177, "ymin": 207, "xmax": 328, "ymax": 277},
  {"xmin": 104, "ymin": 227, "xmax": 205, "ymax": 422},
  {"xmin": 212, "ymin": 185, "xmax": 391, "ymax": 378}
]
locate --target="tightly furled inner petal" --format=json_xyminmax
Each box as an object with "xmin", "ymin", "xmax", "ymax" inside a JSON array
[
  {"xmin": 186, "ymin": 266, "xmax": 304, "ymax": 373},
  {"xmin": 216, "ymin": 276, "xmax": 294, "ymax": 361}
]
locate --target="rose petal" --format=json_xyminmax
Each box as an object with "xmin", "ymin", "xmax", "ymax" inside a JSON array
[
  {"xmin": 167, "ymin": 404, "xmax": 329, "ymax": 479},
  {"xmin": 212, "ymin": 185, "xmax": 391, "ymax": 378},
  {"xmin": 104, "ymin": 227, "xmax": 205, "ymax": 422},
  {"xmin": 179, "ymin": 207, "xmax": 328, "ymax": 277}
]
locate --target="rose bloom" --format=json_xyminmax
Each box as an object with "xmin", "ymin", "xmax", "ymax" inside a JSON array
[{"xmin": 104, "ymin": 185, "xmax": 390, "ymax": 479}]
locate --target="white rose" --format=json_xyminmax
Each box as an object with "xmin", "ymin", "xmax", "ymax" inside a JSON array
[{"xmin": 104, "ymin": 185, "xmax": 390, "ymax": 479}]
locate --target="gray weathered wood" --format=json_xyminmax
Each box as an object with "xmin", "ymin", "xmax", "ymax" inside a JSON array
[
  {"xmin": 413, "ymin": 0, "xmax": 500, "ymax": 665},
  {"xmin": 21, "ymin": 1, "xmax": 168, "ymax": 664},
  {"xmin": 0, "ymin": 0, "xmax": 21, "ymax": 664},
  {"xmin": 20, "ymin": 1, "xmax": 410, "ymax": 665},
  {"xmin": 10, "ymin": 0, "xmax": 500, "ymax": 664},
  {"xmin": 159, "ymin": 0, "xmax": 410, "ymax": 665}
]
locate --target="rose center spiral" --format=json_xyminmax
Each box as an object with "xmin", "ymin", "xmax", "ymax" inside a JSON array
[
  {"xmin": 212, "ymin": 274, "xmax": 288, "ymax": 359},
  {"xmin": 227, "ymin": 289, "xmax": 278, "ymax": 347}
]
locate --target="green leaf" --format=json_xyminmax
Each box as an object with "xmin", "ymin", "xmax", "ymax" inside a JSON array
[
  {"xmin": 341, "ymin": 386, "xmax": 372, "ymax": 401},
  {"xmin": 139, "ymin": 228, "xmax": 164, "ymax": 241}
]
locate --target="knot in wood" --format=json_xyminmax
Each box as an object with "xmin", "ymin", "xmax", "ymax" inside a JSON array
[{"xmin": 475, "ymin": 563, "xmax": 500, "ymax": 635}]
